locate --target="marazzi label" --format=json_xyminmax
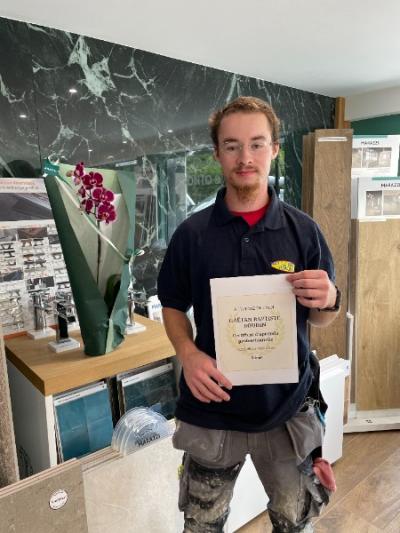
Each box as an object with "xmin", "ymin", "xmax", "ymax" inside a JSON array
[{"xmin": 49, "ymin": 489, "xmax": 68, "ymax": 510}]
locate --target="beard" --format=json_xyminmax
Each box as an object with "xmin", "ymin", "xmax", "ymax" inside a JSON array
[
  {"xmin": 229, "ymin": 166, "xmax": 266, "ymax": 202},
  {"xmin": 230, "ymin": 182, "xmax": 261, "ymax": 202}
]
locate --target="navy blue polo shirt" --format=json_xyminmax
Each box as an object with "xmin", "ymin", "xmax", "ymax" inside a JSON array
[{"xmin": 157, "ymin": 186, "xmax": 335, "ymax": 432}]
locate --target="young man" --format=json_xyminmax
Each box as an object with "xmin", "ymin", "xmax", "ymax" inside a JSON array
[{"xmin": 157, "ymin": 96, "xmax": 340, "ymax": 533}]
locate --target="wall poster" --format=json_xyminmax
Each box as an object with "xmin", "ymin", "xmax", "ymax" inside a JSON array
[{"xmin": 0, "ymin": 178, "xmax": 71, "ymax": 335}]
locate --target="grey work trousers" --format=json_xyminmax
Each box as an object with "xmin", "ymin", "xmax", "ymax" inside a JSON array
[{"xmin": 173, "ymin": 402, "xmax": 331, "ymax": 533}]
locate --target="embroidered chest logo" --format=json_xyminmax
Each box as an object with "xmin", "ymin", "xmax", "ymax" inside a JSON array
[{"xmin": 271, "ymin": 260, "xmax": 295, "ymax": 273}]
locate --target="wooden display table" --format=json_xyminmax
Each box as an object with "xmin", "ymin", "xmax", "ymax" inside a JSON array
[
  {"xmin": 5, "ymin": 315, "xmax": 175, "ymax": 476},
  {"xmin": 6, "ymin": 315, "xmax": 174, "ymax": 396}
]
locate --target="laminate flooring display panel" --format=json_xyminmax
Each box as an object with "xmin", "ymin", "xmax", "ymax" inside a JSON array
[
  {"xmin": 302, "ymin": 129, "xmax": 352, "ymax": 359},
  {"xmin": 355, "ymin": 219, "xmax": 400, "ymax": 410}
]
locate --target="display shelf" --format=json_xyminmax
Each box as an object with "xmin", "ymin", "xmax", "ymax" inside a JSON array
[{"xmin": 5, "ymin": 314, "xmax": 174, "ymax": 396}]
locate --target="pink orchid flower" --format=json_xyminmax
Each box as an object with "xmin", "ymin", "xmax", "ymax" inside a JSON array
[
  {"xmin": 81, "ymin": 198, "xmax": 94, "ymax": 214},
  {"xmin": 82, "ymin": 171, "xmax": 103, "ymax": 190},
  {"xmin": 73, "ymin": 162, "xmax": 85, "ymax": 184},
  {"xmin": 92, "ymin": 187, "xmax": 115, "ymax": 204},
  {"xmin": 98, "ymin": 203, "xmax": 117, "ymax": 224}
]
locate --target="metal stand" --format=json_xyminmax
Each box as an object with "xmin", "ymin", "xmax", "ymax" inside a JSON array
[
  {"xmin": 125, "ymin": 287, "xmax": 146, "ymax": 335},
  {"xmin": 48, "ymin": 292, "xmax": 80, "ymax": 353},
  {"xmin": 27, "ymin": 289, "xmax": 55, "ymax": 340}
]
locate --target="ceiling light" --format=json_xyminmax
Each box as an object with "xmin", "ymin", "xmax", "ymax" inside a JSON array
[
  {"xmin": 19, "ymin": 114, "xmax": 27, "ymax": 119},
  {"xmin": 167, "ymin": 129, "xmax": 173, "ymax": 133},
  {"xmin": 88, "ymin": 149, "xmax": 93, "ymax": 152},
  {"xmin": 122, "ymin": 141, "xmax": 127, "ymax": 144},
  {"xmin": 69, "ymin": 88, "xmax": 78, "ymax": 94}
]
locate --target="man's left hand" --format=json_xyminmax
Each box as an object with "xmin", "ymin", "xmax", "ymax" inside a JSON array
[{"xmin": 286, "ymin": 270, "xmax": 336, "ymax": 310}]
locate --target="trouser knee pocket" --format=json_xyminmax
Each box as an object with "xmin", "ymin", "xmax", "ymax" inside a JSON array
[
  {"xmin": 178, "ymin": 453, "xmax": 242, "ymax": 528},
  {"xmin": 285, "ymin": 404, "xmax": 333, "ymax": 524},
  {"xmin": 174, "ymin": 421, "xmax": 244, "ymax": 529}
]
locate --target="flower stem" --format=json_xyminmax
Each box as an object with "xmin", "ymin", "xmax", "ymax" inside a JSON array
[{"xmin": 97, "ymin": 220, "xmax": 101, "ymax": 285}]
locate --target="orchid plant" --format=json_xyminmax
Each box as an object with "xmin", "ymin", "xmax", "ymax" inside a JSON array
[{"xmin": 44, "ymin": 156, "xmax": 142, "ymax": 354}]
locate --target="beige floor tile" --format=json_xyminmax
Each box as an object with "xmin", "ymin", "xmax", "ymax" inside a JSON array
[{"xmin": 83, "ymin": 437, "xmax": 182, "ymax": 533}]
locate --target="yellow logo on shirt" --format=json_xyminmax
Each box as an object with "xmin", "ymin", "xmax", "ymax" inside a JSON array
[{"xmin": 271, "ymin": 260, "xmax": 295, "ymax": 273}]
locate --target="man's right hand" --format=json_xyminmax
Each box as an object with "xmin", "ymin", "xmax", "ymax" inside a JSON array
[
  {"xmin": 161, "ymin": 307, "xmax": 233, "ymax": 404},
  {"xmin": 181, "ymin": 349, "xmax": 232, "ymax": 403}
]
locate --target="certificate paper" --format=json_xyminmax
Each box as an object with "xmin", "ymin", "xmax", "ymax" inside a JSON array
[{"xmin": 210, "ymin": 274, "xmax": 298, "ymax": 385}]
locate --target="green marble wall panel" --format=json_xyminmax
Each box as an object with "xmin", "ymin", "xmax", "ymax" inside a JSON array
[{"xmin": 0, "ymin": 16, "xmax": 335, "ymax": 298}]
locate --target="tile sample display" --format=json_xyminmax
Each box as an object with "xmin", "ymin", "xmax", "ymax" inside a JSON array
[
  {"xmin": 0, "ymin": 459, "xmax": 88, "ymax": 532},
  {"xmin": 83, "ymin": 436, "xmax": 182, "ymax": 533},
  {"xmin": 54, "ymin": 382, "xmax": 114, "ymax": 461},
  {"xmin": 117, "ymin": 358, "xmax": 177, "ymax": 419}
]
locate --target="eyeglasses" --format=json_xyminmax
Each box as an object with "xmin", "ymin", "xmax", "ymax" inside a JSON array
[{"xmin": 220, "ymin": 139, "xmax": 274, "ymax": 155}]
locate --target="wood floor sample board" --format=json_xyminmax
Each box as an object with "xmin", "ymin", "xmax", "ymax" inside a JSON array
[
  {"xmin": 302, "ymin": 129, "xmax": 353, "ymax": 359},
  {"xmin": 354, "ymin": 219, "xmax": 400, "ymax": 410},
  {"xmin": 0, "ymin": 326, "xmax": 19, "ymax": 488}
]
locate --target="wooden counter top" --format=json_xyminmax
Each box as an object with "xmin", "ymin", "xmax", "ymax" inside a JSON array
[{"xmin": 5, "ymin": 315, "xmax": 174, "ymax": 396}]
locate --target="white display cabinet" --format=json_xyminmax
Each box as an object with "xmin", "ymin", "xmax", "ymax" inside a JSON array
[{"xmin": 5, "ymin": 315, "xmax": 175, "ymax": 477}]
